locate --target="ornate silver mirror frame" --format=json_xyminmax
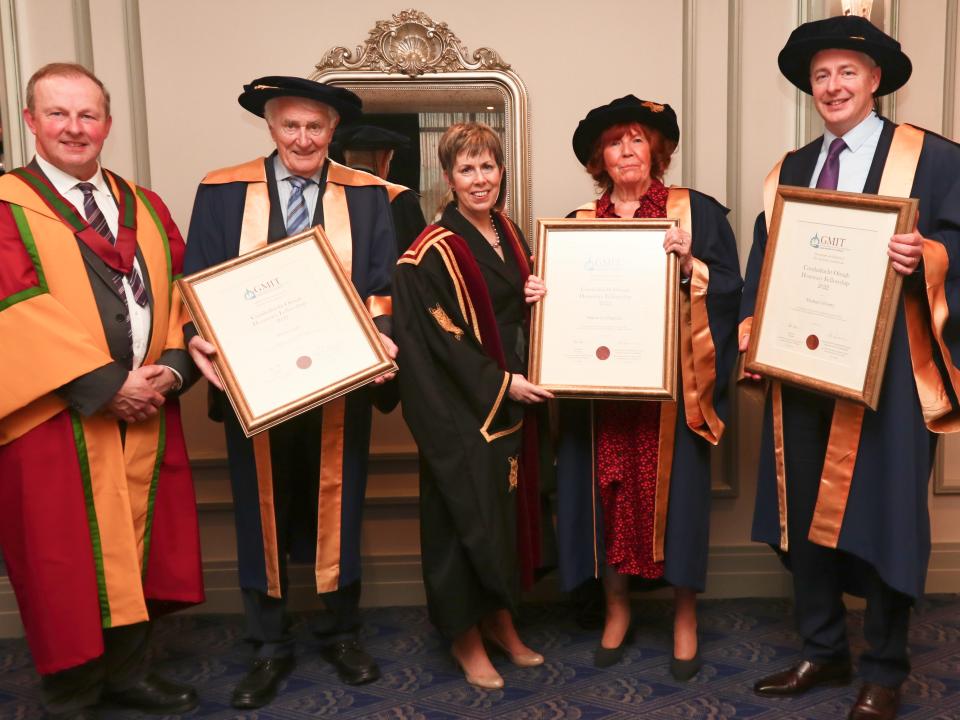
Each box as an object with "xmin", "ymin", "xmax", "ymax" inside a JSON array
[{"xmin": 311, "ymin": 9, "xmax": 533, "ymax": 240}]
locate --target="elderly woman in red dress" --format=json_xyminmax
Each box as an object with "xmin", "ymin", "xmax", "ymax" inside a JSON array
[{"xmin": 530, "ymin": 95, "xmax": 741, "ymax": 680}]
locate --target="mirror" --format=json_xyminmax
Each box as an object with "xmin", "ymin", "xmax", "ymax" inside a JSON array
[{"xmin": 311, "ymin": 9, "xmax": 533, "ymax": 240}]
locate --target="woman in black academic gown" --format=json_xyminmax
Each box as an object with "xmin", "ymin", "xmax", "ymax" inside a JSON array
[{"xmin": 393, "ymin": 122, "xmax": 552, "ymax": 689}]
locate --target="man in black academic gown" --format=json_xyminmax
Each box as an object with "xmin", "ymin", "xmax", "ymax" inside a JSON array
[
  {"xmin": 184, "ymin": 77, "xmax": 399, "ymax": 708},
  {"xmin": 740, "ymin": 17, "xmax": 960, "ymax": 720},
  {"xmin": 336, "ymin": 123, "xmax": 427, "ymax": 253}
]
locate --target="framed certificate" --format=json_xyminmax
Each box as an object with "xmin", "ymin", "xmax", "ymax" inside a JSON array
[
  {"xmin": 178, "ymin": 227, "xmax": 397, "ymax": 436},
  {"xmin": 529, "ymin": 218, "xmax": 679, "ymax": 399},
  {"xmin": 744, "ymin": 186, "xmax": 917, "ymax": 409}
]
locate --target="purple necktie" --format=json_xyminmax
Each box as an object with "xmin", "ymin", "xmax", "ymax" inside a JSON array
[
  {"xmin": 77, "ymin": 182, "xmax": 148, "ymax": 307},
  {"xmin": 815, "ymin": 137, "xmax": 847, "ymax": 190}
]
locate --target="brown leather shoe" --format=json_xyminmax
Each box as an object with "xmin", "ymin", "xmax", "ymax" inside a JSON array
[
  {"xmin": 753, "ymin": 659, "xmax": 852, "ymax": 696},
  {"xmin": 848, "ymin": 683, "xmax": 901, "ymax": 719}
]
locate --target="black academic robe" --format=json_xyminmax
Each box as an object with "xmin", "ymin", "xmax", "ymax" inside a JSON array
[
  {"xmin": 394, "ymin": 204, "xmax": 530, "ymax": 638},
  {"xmin": 742, "ymin": 119, "xmax": 960, "ymax": 599},
  {"xmin": 344, "ymin": 163, "xmax": 426, "ymax": 255}
]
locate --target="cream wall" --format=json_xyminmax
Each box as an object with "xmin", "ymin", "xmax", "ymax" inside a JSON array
[{"xmin": 3, "ymin": 0, "xmax": 960, "ymax": 629}]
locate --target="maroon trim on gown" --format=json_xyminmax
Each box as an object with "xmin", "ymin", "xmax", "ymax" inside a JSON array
[{"xmin": 595, "ymin": 180, "xmax": 667, "ymax": 579}]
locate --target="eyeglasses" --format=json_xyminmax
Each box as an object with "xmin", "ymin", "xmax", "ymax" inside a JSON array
[{"xmin": 275, "ymin": 121, "xmax": 331, "ymax": 138}]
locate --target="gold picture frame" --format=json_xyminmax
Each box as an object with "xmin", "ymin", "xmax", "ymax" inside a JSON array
[
  {"xmin": 178, "ymin": 227, "xmax": 397, "ymax": 436},
  {"xmin": 745, "ymin": 185, "xmax": 917, "ymax": 409},
  {"xmin": 528, "ymin": 218, "xmax": 679, "ymax": 399}
]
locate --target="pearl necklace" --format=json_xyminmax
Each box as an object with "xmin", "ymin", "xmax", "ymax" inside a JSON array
[{"xmin": 489, "ymin": 214, "xmax": 502, "ymax": 249}]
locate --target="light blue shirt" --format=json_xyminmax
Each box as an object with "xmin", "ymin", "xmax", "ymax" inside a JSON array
[
  {"xmin": 809, "ymin": 112, "xmax": 883, "ymax": 192},
  {"xmin": 273, "ymin": 155, "xmax": 323, "ymax": 229}
]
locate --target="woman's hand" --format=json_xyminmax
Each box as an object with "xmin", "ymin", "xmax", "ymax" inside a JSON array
[
  {"xmin": 524, "ymin": 274, "xmax": 546, "ymax": 304},
  {"xmin": 664, "ymin": 227, "xmax": 694, "ymax": 280},
  {"xmin": 508, "ymin": 374, "xmax": 554, "ymax": 404}
]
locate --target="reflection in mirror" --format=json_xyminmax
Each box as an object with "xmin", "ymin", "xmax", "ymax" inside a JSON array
[{"xmin": 312, "ymin": 9, "xmax": 531, "ymax": 239}]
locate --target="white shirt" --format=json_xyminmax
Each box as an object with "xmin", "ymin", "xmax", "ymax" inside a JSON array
[
  {"xmin": 809, "ymin": 112, "xmax": 883, "ymax": 193},
  {"xmin": 36, "ymin": 155, "xmax": 152, "ymax": 370},
  {"xmin": 273, "ymin": 155, "xmax": 323, "ymax": 230}
]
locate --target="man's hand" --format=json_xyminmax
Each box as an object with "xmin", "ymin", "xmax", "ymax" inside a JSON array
[
  {"xmin": 373, "ymin": 332, "xmax": 398, "ymax": 384},
  {"xmin": 188, "ymin": 336, "xmax": 223, "ymax": 390},
  {"xmin": 144, "ymin": 365, "xmax": 179, "ymax": 395},
  {"xmin": 508, "ymin": 374, "xmax": 554, "ymax": 404},
  {"xmin": 524, "ymin": 274, "xmax": 546, "ymax": 304},
  {"xmin": 106, "ymin": 366, "xmax": 166, "ymax": 423},
  {"xmin": 738, "ymin": 333, "xmax": 762, "ymax": 382},
  {"xmin": 888, "ymin": 225, "xmax": 924, "ymax": 275},
  {"xmin": 664, "ymin": 227, "xmax": 694, "ymax": 279}
]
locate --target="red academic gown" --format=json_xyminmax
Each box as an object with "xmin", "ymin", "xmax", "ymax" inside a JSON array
[{"xmin": 0, "ymin": 165, "xmax": 203, "ymax": 674}]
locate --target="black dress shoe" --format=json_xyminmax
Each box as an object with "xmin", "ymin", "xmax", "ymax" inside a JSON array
[
  {"xmin": 848, "ymin": 682, "xmax": 901, "ymax": 720},
  {"xmin": 104, "ymin": 673, "xmax": 198, "ymax": 714},
  {"xmin": 320, "ymin": 639, "xmax": 380, "ymax": 685},
  {"xmin": 670, "ymin": 648, "xmax": 703, "ymax": 681},
  {"xmin": 231, "ymin": 655, "xmax": 296, "ymax": 709},
  {"xmin": 753, "ymin": 659, "xmax": 852, "ymax": 696}
]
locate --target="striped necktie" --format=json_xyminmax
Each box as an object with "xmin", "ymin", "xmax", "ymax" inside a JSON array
[
  {"xmin": 285, "ymin": 175, "xmax": 313, "ymax": 234},
  {"xmin": 76, "ymin": 182, "xmax": 148, "ymax": 307}
]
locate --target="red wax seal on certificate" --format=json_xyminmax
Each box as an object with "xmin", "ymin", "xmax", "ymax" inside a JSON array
[
  {"xmin": 806, "ymin": 335, "xmax": 819, "ymax": 350},
  {"xmin": 296, "ymin": 355, "xmax": 312, "ymax": 369},
  {"xmin": 596, "ymin": 346, "xmax": 611, "ymax": 360}
]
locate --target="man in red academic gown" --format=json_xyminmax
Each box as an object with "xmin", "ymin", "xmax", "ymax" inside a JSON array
[{"xmin": 0, "ymin": 63, "xmax": 203, "ymax": 719}]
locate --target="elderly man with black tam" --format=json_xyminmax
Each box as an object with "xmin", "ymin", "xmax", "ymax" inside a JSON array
[
  {"xmin": 740, "ymin": 16, "xmax": 960, "ymax": 720},
  {"xmin": 184, "ymin": 77, "xmax": 399, "ymax": 708}
]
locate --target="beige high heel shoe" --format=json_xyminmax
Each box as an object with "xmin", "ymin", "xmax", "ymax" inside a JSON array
[
  {"xmin": 451, "ymin": 648, "xmax": 504, "ymax": 689},
  {"xmin": 482, "ymin": 632, "xmax": 545, "ymax": 668}
]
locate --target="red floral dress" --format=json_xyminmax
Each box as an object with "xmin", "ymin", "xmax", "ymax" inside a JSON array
[{"xmin": 594, "ymin": 180, "xmax": 668, "ymax": 579}]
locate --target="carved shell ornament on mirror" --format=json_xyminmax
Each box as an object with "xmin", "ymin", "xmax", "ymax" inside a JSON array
[{"xmin": 314, "ymin": 9, "xmax": 511, "ymax": 77}]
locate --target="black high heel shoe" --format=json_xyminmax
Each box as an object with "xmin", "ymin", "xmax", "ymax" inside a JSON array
[
  {"xmin": 593, "ymin": 626, "xmax": 634, "ymax": 668},
  {"xmin": 669, "ymin": 648, "xmax": 703, "ymax": 681}
]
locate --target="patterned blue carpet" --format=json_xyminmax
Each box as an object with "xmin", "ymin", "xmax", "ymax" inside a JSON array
[{"xmin": 2, "ymin": 596, "xmax": 960, "ymax": 719}]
